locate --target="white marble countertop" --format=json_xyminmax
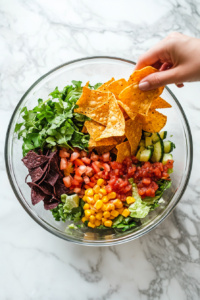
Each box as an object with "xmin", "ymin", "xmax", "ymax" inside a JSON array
[{"xmin": 1, "ymin": 0, "xmax": 200, "ymax": 299}]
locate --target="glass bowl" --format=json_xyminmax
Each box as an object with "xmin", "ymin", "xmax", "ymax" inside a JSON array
[{"xmin": 5, "ymin": 57, "xmax": 193, "ymax": 246}]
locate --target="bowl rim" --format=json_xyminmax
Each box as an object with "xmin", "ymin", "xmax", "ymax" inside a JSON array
[{"xmin": 5, "ymin": 56, "xmax": 193, "ymax": 246}]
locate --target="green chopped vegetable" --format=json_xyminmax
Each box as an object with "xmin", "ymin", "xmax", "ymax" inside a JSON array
[{"xmin": 61, "ymin": 194, "xmax": 80, "ymax": 213}]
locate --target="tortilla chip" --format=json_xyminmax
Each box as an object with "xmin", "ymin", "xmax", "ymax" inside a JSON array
[
  {"xmin": 107, "ymin": 79, "xmax": 129, "ymax": 99},
  {"xmin": 118, "ymin": 83, "xmax": 162, "ymax": 116},
  {"xmin": 94, "ymin": 145, "xmax": 115, "ymax": 155},
  {"xmin": 75, "ymin": 86, "xmax": 111, "ymax": 115},
  {"xmin": 119, "ymin": 105, "xmax": 130, "ymax": 121},
  {"xmin": 118, "ymin": 100, "xmax": 137, "ymax": 120},
  {"xmin": 128, "ymin": 66, "xmax": 159, "ymax": 84},
  {"xmin": 113, "ymin": 135, "xmax": 126, "ymax": 144},
  {"xmin": 84, "ymin": 120, "xmax": 106, "ymax": 141},
  {"xmin": 150, "ymin": 97, "xmax": 172, "ymax": 109},
  {"xmin": 89, "ymin": 136, "xmax": 117, "ymax": 151},
  {"xmin": 97, "ymin": 77, "xmax": 115, "ymax": 92},
  {"xmin": 116, "ymin": 141, "xmax": 131, "ymax": 163},
  {"xmin": 96, "ymin": 94, "xmax": 125, "ymax": 141},
  {"xmin": 125, "ymin": 116, "xmax": 142, "ymax": 155},
  {"xmin": 87, "ymin": 103, "xmax": 109, "ymax": 126},
  {"xmin": 85, "ymin": 81, "xmax": 90, "ymax": 87},
  {"xmin": 81, "ymin": 125, "xmax": 88, "ymax": 133},
  {"xmin": 140, "ymin": 109, "xmax": 167, "ymax": 132},
  {"xmin": 111, "ymin": 147, "xmax": 118, "ymax": 155}
]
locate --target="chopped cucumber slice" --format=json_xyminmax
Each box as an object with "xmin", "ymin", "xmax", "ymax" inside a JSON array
[
  {"xmin": 151, "ymin": 133, "xmax": 161, "ymax": 144},
  {"xmin": 139, "ymin": 149, "xmax": 153, "ymax": 162},
  {"xmin": 151, "ymin": 139, "xmax": 164, "ymax": 162},
  {"xmin": 143, "ymin": 131, "xmax": 152, "ymax": 137},
  {"xmin": 159, "ymin": 131, "xmax": 167, "ymax": 139},
  {"xmin": 164, "ymin": 141, "xmax": 175, "ymax": 153},
  {"xmin": 136, "ymin": 146, "xmax": 145, "ymax": 160},
  {"xmin": 145, "ymin": 136, "xmax": 152, "ymax": 147},
  {"xmin": 168, "ymin": 168, "xmax": 173, "ymax": 174},
  {"xmin": 147, "ymin": 145, "xmax": 154, "ymax": 151},
  {"xmin": 162, "ymin": 153, "xmax": 173, "ymax": 165},
  {"xmin": 139, "ymin": 140, "xmax": 145, "ymax": 147}
]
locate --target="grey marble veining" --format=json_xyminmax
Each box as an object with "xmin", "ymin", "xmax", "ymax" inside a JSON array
[{"xmin": 0, "ymin": 0, "xmax": 200, "ymax": 299}]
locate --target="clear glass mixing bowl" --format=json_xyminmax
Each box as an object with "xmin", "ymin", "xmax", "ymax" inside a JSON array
[{"xmin": 5, "ymin": 57, "xmax": 193, "ymax": 246}]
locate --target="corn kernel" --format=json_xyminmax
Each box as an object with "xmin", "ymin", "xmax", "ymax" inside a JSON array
[
  {"xmin": 113, "ymin": 199, "xmax": 123, "ymax": 208},
  {"xmin": 93, "ymin": 194, "xmax": 100, "ymax": 202},
  {"xmin": 102, "ymin": 196, "xmax": 109, "ymax": 203},
  {"xmin": 86, "ymin": 196, "xmax": 95, "ymax": 204},
  {"xmin": 90, "ymin": 209, "xmax": 96, "ymax": 215},
  {"xmin": 83, "ymin": 203, "xmax": 90, "ymax": 210},
  {"xmin": 126, "ymin": 196, "xmax": 135, "ymax": 205},
  {"xmin": 104, "ymin": 220, "xmax": 112, "ymax": 227},
  {"xmin": 102, "ymin": 218, "xmax": 107, "ymax": 224},
  {"xmin": 110, "ymin": 215, "xmax": 115, "ymax": 219},
  {"xmin": 107, "ymin": 203, "xmax": 115, "ymax": 211},
  {"xmin": 99, "ymin": 193, "xmax": 103, "ymax": 199},
  {"xmin": 102, "ymin": 204, "xmax": 108, "ymax": 211},
  {"xmin": 82, "ymin": 195, "xmax": 87, "ymax": 202},
  {"xmin": 117, "ymin": 207, "xmax": 124, "ymax": 214},
  {"xmin": 103, "ymin": 211, "xmax": 110, "ymax": 218},
  {"xmin": 122, "ymin": 208, "xmax": 130, "ymax": 217},
  {"xmin": 85, "ymin": 188, "xmax": 94, "ymax": 196},
  {"xmin": 89, "ymin": 215, "xmax": 96, "ymax": 223},
  {"xmin": 95, "ymin": 200, "xmax": 103, "ymax": 210},
  {"xmin": 88, "ymin": 222, "xmax": 95, "ymax": 228},
  {"xmin": 93, "ymin": 185, "xmax": 100, "ymax": 194},
  {"xmin": 107, "ymin": 192, "xmax": 116, "ymax": 200},
  {"xmin": 81, "ymin": 216, "xmax": 88, "ymax": 223},
  {"xmin": 96, "ymin": 212, "xmax": 103, "ymax": 220},
  {"xmin": 95, "ymin": 219, "xmax": 101, "ymax": 227},
  {"xmin": 111, "ymin": 210, "xmax": 119, "ymax": 217},
  {"xmin": 85, "ymin": 210, "xmax": 92, "ymax": 218},
  {"xmin": 97, "ymin": 179, "xmax": 104, "ymax": 186},
  {"xmin": 99, "ymin": 188, "xmax": 107, "ymax": 196}
]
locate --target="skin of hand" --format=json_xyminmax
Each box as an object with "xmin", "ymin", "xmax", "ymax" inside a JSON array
[{"xmin": 135, "ymin": 32, "xmax": 200, "ymax": 90}]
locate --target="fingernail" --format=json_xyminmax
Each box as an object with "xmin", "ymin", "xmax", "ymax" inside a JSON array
[{"xmin": 139, "ymin": 81, "xmax": 150, "ymax": 90}]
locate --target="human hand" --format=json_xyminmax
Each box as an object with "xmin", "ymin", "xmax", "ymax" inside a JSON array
[{"xmin": 135, "ymin": 32, "xmax": 200, "ymax": 90}]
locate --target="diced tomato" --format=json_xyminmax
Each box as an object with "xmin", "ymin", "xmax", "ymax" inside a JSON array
[
  {"xmin": 74, "ymin": 175, "xmax": 83, "ymax": 183},
  {"xmin": 91, "ymin": 162, "xmax": 100, "ymax": 173},
  {"xmin": 91, "ymin": 152, "xmax": 99, "ymax": 161},
  {"xmin": 103, "ymin": 163, "xmax": 110, "ymax": 172},
  {"xmin": 94, "ymin": 161, "xmax": 104, "ymax": 169},
  {"xmin": 102, "ymin": 152, "xmax": 110, "ymax": 162},
  {"xmin": 74, "ymin": 187, "xmax": 81, "ymax": 193},
  {"xmin": 142, "ymin": 178, "xmax": 151, "ymax": 185},
  {"xmin": 166, "ymin": 160, "xmax": 174, "ymax": 169},
  {"xmin": 80, "ymin": 150, "xmax": 87, "ymax": 157},
  {"xmin": 87, "ymin": 182, "xmax": 95, "ymax": 188},
  {"xmin": 63, "ymin": 176, "xmax": 72, "ymax": 187},
  {"xmin": 127, "ymin": 166, "xmax": 136, "ymax": 177},
  {"xmin": 83, "ymin": 176, "xmax": 90, "ymax": 184},
  {"xmin": 85, "ymin": 166, "xmax": 93, "ymax": 177},
  {"xmin": 60, "ymin": 158, "xmax": 68, "ymax": 170},
  {"xmin": 105, "ymin": 185, "xmax": 112, "ymax": 193},
  {"xmin": 71, "ymin": 178, "xmax": 81, "ymax": 186},
  {"xmin": 90, "ymin": 176, "xmax": 97, "ymax": 183},
  {"xmin": 84, "ymin": 184, "xmax": 90, "ymax": 189},
  {"xmin": 70, "ymin": 152, "xmax": 80, "ymax": 161},
  {"xmin": 75, "ymin": 165, "xmax": 87, "ymax": 176},
  {"xmin": 110, "ymin": 161, "xmax": 123, "ymax": 170},
  {"xmin": 74, "ymin": 158, "xmax": 85, "ymax": 167},
  {"xmin": 59, "ymin": 150, "xmax": 70, "ymax": 158},
  {"xmin": 81, "ymin": 157, "xmax": 91, "ymax": 165}
]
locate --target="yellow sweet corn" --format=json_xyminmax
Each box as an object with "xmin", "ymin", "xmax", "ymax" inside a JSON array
[
  {"xmin": 98, "ymin": 193, "xmax": 103, "ymax": 199},
  {"xmin": 102, "ymin": 218, "xmax": 107, "ymax": 224},
  {"xmin": 96, "ymin": 212, "xmax": 103, "ymax": 220},
  {"xmin": 89, "ymin": 215, "xmax": 96, "ymax": 223},
  {"xmin": 95, "ymin": 219, "xmax": 101, "ymax": 227},
  {"xmin": 81, "ymin": 216, "xmax": 88, "ymax": 223},
  {"xmin": 84, "ymin": 210, "xmax": 92, "ymax": 218},
  {"xmin": 107, "ymin": 192, "xmax": 116, "ymax": 200},
  {"xmin": 102, "ymin": 196, "xmax": 109, "ymax": 203},
  {"xmin": 86, "ymin": 196, "xmax": 95, "ymax": 204},
  {"xmin": 88, "ymin": 222, "xmax": 95, "ymax": 228},
  {"xmin": 103, "ymin": 211, "xmax": 110, "ymax": 218},
  {"xmin": 95, "ymin": 200, "xmax": 103, "ymax": 210},
  {"xmin": 82, "ymin": 195, "xmax": 87, "ymax": 202},
  {"xmin": 126, "ymin": 196, "xmax": 135, "ymax": 205},
  {"xmin": 97, "ymin": 179, "xmax": 104, "ymax": 186},
  {"xmin": 107, "ymin": 203, "xmax": 115, "ymax": 211},
  {"xmin": 110, "ymin": 215, "xmax": 115, "ymax": 219},
  {"xmin": 93, "ymin": 185, "xmax": 100, "ymax": 194},
  {"xmin": 111, "ymin": 210, "xmax": 119, "ymax": 217},
  {"xmin": 113, "ymin": 199, "xmax": 123, "ymax": 208},
  {"xmin": 99, "ymin": 188, "xmax": 107, "ymax": 196},
  {"xmin": 122, "ymin": 208, "xmax": 130, "ymax": 217},
  {"xmin": 94, "ymin": 194, "xmax": 100, "ymax": 201},
  {"xmin": 85, "ymin": 188, "xmax": 94, "ymax": 196},
  {"xmin": 102, "ymin": 204, "xmax": 108, "ymax": 211},
  {"xmin": 116, "ymin": 207, "xmax": 124, "ymax": 214},
  {"xmin": 104, "ymin": 220, "xmax": 112, "ymax": 227},
  {"xmin": 83, "ymin": 203, "xmax": 90, "ymax": 210}
]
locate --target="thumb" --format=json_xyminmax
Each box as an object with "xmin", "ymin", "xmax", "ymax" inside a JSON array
[{"xmin": 138, "ymin": 68, "xmax": 179, "ymax": 90}]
